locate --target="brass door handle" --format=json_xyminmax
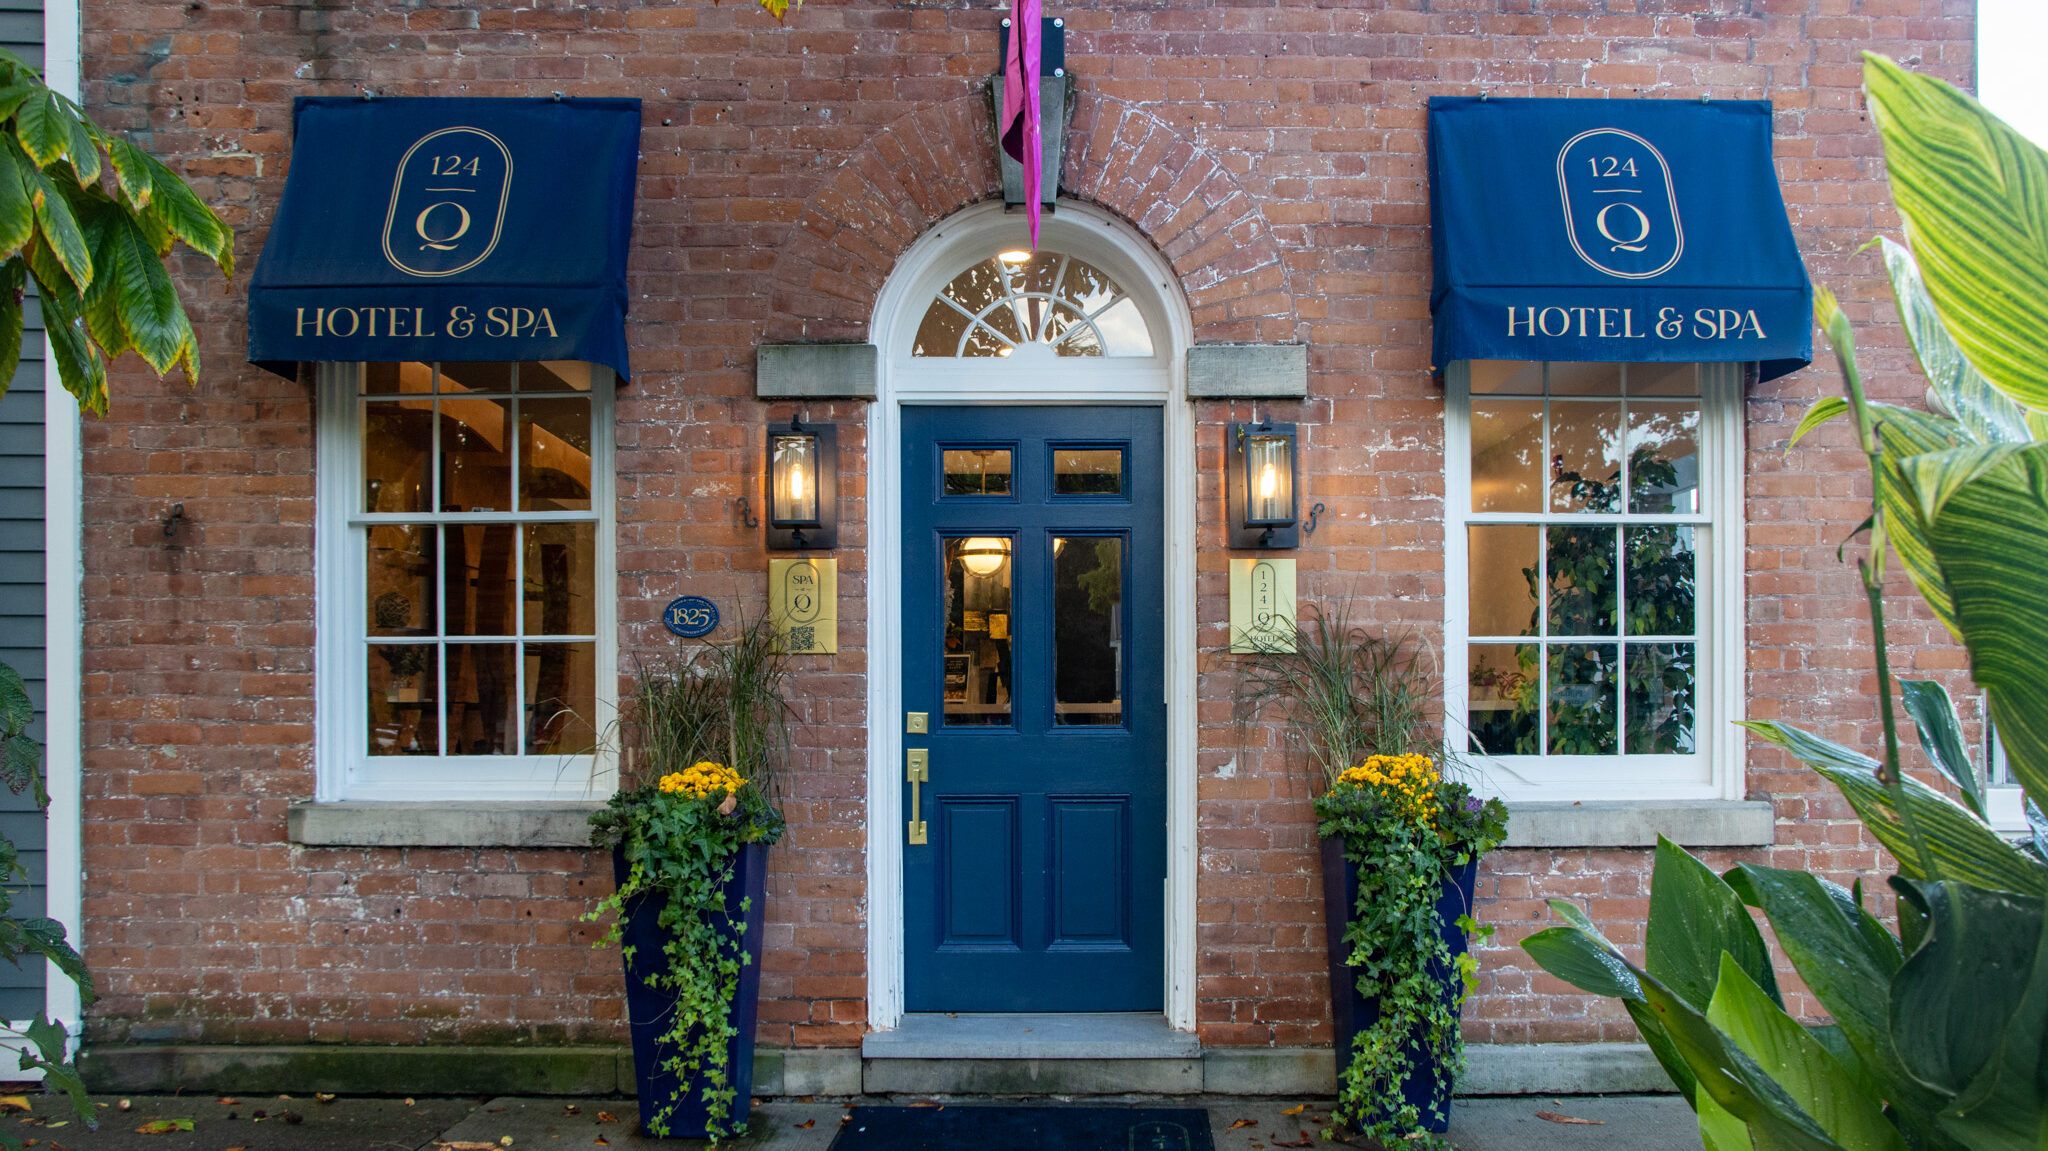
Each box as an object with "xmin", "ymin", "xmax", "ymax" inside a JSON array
[{"xmin": 907, "ymin": 749, "xmax": 929, "ymax": 845}]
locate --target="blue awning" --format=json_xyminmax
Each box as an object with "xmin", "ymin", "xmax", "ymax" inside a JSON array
[
  {"xmin": 249, "ymin": 97, "xmax": 641, "ymax": 380},
  {"xmin": 1429, "ymin": 97, "xmax": 1811, "ymax": 382}
]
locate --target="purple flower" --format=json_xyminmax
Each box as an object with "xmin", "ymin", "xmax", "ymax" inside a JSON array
[{"xmin": 1464, "ymin": 797, "xmax": 1485, "ymax": 813}]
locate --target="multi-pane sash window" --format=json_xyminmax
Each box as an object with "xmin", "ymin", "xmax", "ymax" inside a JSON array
[
  {"xmin": 1449, "ymin": 361, "xmax": 1735, "ymax": 799},
  {"xmin": 321, "ymin": 361, "xmax": 614, "ymax": 800}
]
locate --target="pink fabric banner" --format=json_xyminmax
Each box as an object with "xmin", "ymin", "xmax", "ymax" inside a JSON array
[{"xmin": 999, "ymin": 1, "xmax": 1043, "ymax": 248}]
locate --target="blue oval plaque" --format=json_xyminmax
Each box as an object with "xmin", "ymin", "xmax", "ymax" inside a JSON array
[{"xmin": 662, "ymin": 596, "xmax": 719, "ymax": 639}]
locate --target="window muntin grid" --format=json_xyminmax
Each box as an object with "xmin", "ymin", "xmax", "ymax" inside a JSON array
[{"xmin": 1462, "ymin": 361, "xmax": 1705, "ymax": 760}]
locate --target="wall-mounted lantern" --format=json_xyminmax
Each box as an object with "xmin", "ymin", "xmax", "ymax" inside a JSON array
[
  {"xmin": 767, "ymin": 421, "xmax": 837, "ymax": 550},
  {"xmin": 1227, "ymin": 421, "xmax": 1298, "ymax": 549}
]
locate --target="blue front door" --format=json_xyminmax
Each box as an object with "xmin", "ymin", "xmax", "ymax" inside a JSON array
[{"xmin": 901, "ymin": 405, "xmax": 1166, "ymax": 1012}]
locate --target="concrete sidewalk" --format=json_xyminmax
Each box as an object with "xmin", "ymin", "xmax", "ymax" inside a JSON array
[{"xmin": 3, "ymin": 1093, "xmax": 1703, "ymax": 1149}]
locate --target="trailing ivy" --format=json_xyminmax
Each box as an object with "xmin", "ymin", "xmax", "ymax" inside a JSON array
[
  {"xmin": 588, "ymin": 621, "xmax": 792, "ymax": 1144},
  {"xmin": 1315, "ymin": 757, "xmax": 1506, "ymax": 1147}
]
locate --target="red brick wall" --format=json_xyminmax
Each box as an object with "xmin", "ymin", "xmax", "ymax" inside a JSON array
[{"xmin": 78, "ymin": 0, "xmax": 1975, "ymax": 1049}]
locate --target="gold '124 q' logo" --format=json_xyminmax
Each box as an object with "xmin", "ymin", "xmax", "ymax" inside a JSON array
[
  {"xmin": 1556, "ymin": 127, "xmax": 1683, "ymax": 281},
  {"xmin": 383, "ymin": 126, "xmax": 513, "ymax": 279}
]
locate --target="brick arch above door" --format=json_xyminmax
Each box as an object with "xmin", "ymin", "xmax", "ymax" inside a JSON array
[{"xmin": 766, "ymin": 91, "xmax": 1297, "ymax": 344}]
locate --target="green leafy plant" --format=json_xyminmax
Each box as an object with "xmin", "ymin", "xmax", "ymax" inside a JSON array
[
  {"xmin": 1236, "ymin": 611, "xmax": 1508, "ymax": 1146},
  {"xmin": 1522, "ymin": 53, "xmax": 2048, "ymax": 1151},
  {"xmin": 0, "ymin": 50, "xmax": 227, "ymax": 1146},
  {"xmin": 587, "ymin": 619, "xmax": 790, "ymax": 1143}
]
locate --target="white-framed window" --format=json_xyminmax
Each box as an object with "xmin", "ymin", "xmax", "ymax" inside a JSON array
[
  {"xmin": 1445, "ymin": 360, "xmax": 1743, "ymax": 802},
  {"xmin": 315, "ymin": 361, "xmax": 617, "ymax": 802}
]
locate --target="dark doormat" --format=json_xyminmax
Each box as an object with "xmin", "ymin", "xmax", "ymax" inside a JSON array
[{"xmin": 827, "ymin": 1105, "xmax": 1215, "ymax": 1151}]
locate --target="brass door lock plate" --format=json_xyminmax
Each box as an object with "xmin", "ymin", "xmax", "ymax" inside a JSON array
[
  {"xmin": 906, "ymin": 711, "xmax": 928, "ymax": 734},
  {"xmin": 907, "ymin": 748, "xmax": 929, "ymax": 845}
]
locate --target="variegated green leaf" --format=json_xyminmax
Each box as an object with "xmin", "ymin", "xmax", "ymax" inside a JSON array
[
  {"xmin": 1899, "ymin": 679, "xmax": 1987, "ymax": 820},
  {"xmin": 1907, "ymin": 442, "xmax": 2048, "ymax": 816},
  {"xmin": 1876, "ymin": 236, "xmax": 2033, "ymax": 444},
  {"xmin": 1742, "ymin": 720, "xmax": 2048, "ymax": 895},
  {"xmin": 1788, "ymin": 395, "xmax": 1849, "ymax": 450},
  {"xmin": 1871, "ymin": 404, "xmax": 1973, "ymax": 635},
  {"xmin": 1865, "ymin": 54, "xmax": 2048, "ymax": 413}
]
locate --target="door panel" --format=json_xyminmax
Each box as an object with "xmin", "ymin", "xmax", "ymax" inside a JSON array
[{"xmin": 902, "ymin": 405, "xmax": 1165, "ymax": 1012}]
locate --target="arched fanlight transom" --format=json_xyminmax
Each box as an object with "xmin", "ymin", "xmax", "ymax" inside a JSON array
[{"xmin": 912, "ymin": 251, "xmax": 1156, "ymax": 358}]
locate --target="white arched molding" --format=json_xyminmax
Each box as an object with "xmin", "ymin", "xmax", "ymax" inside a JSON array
[{"xmin": 865, "ymin": 200, "xmax": 1198, "ymax": 1032}]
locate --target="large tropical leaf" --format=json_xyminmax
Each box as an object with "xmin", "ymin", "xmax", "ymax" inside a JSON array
[
  {"xmin": 1903, "ymin": 442, "xmax": 2048, "ymax": 815},
  {"xmin": 1876, "ymin": 236, "xmax": 2034, "ymax": 444},
  {"xmin": 1647, "ymin": 837, "xmax": 1780, "ymax": 1011},
  {"xmin": 1864, "ymin": 54, "xmax": 2048, "ymax": 413},
  {"xmin": 1706, "ymin": 955, "xmax": 1906, "ymax": 1151},
  {"xmin": 1636, "ymin": 974, "xmax": 1848, "ymax": 1151},
  {"xmin": 1743, "ymin": 720, "xmax": 2047, "ymax": 895},
  {"xmin": 1899, "ymin": 679, "xmax": 1988, "ymax": 820},
  {"xmin": 1730, "ymin": 862, "xmax": 1957, "ymax": 1143},
  {"xmin": 1521, "ymin": 901, "xmax": 1698, "ymax": 1105},
  {"xmin": 1892, "ymin": 879, "xmax": 2048, "ymax": 1151}
]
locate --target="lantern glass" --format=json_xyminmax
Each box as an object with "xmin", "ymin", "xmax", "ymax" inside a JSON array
[
  {"xmin": 771, "ymin": 433, "xmax": 819, "ymax": 526},
  {"xmin": 959, "ymin": 537, "xmax": 1010, "ymax": 576},
  {"xmin": 1245, "ymin": 434, "xmax": 1294, "ymax": 525}
]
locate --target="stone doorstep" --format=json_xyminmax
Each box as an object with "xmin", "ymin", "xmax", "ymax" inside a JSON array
[{"xmin": 82, "ymin": 1042, "xmax": 1674, "ymax": 1099}]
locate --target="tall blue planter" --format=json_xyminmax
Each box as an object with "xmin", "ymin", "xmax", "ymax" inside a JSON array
[
  {"xmin": 614, "ymin": 841, "xmax": 768, "ymax": 1140},
  {"xmin": 1320, "ymin": 836, "xmax": 1479, "ymax": 1134}
]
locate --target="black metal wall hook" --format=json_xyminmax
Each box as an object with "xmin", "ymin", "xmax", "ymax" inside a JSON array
[
  {"xmin": 1302, "ymin": 502, "xmax": 1326, "ymax": 538},
  {"xmin": 161, "ymin": 503, "xmax": 186, "ymax": 538},
  {"xmin": 735, "ymin": 496, "xmax": 760, "ymax": 530}
]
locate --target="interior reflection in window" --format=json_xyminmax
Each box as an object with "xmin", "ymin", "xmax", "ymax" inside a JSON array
[
  {"xmin": 943, "ymin": 537, "xmax": 1013, "ymax": 726},
  {"xmin": 1053, "ymin": 536, "xmax": 1123, "ymax": 726}
]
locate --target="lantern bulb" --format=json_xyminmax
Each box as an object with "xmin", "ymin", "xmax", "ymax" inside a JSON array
[
  {"xmin": 789, "ymin": 464, "xmax": 806, "ymax": 503},
  {"xmin": 1257, "ymin": 462, "xmax": 1278, "ymax": 501}
]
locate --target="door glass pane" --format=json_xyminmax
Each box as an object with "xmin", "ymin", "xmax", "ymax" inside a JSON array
[
  {"xmin": 439, "ymin": 362, "xmax": 511, "ymax": 393},
  {"xmin": 520, "ymin": 360, "xmax": 592, "ymax": 391},
  {"xmin": 1627, "ymin": 642, "xmax": 1696, "ymax": 754},
  {"xmin": 943, "ymin": 449, "xmax": 1012, "ymax": 496},
  {"xmin": 446, "ymin": 524, "xmax": 518, "ymax": 637},
  {"xmin": 363, "ymin": 399, "xmax": 433, "ymax": 513},
  {"xmin": 1053, "ymin": 537, "xmax": 1123, "ymax": 727},
  {"xmin": 1550, "ymin": 400, "xmax": 1624, "ymax": 512},
  {"xmin": 447, "ymin": 642, "xmax": 518, "ymax": 755},
  {"xmin": 363, "ymin": 361, "xmax": 433, "ymax": 395},
  {"xmin": 1469, "ymin": 361, "xmax": 1542, "ymax": 395},
  {"xmin": 367, "ymin": 523, "xmax": 437, "ymax": 636},
  {"xmin": 439, "ymin": 395, "xmax": 512, "ymax": 511},
  {"xmin": 1468, "ymin": 643, "xmax": 1537, "ymax": 755},
  {"xmin": 1549, "ymin": 643, "xmax": 1618, "ymax": 755},
  {"xmin": 1053, "ymin": 448, "xmax": 1123, "ymax": 496},
  {"xmin": 1547, "ymin": 524, "xmax": 1617, "ymax": 635},
  {"xmin": 1549, "ymin": 361, "xmax": 1622, "ymax": 395},
  {"xmin": 1628, "ymin": 362, "xmax": 1697, "ymax": 397},
  {"xmin": 524, "ymin": 523, "xmax": 595, "ymax": 637},
  {"xmin": 519, "ymin": 396, "xmax": 593, "ymax": 511},
  {"xmin": 1467, "ymin": 524, "xmax": 1540, "ymax": 638},
  {"xmin": 369, "ymin": 644, "xmax": 438, "ymax": 755},
  {"xmin": 526, "ymin": 641, "xmax": 597, "ymax": 755},
  {"xmin": 1470, "ymin": 401, "xmax": 1542, "ymax": 513},
  {"xmin": 1625, "ymin": 525, "xmax": 1696, "ymax": 637},
  {"xmin": 943, "ymin": 537, "xmax": 1012, "ymax": 726}
]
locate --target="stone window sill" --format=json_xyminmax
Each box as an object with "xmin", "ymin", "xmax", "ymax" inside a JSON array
[
  {"xmin": 1502, "ymin": 800, "xmax": 1774, "ymax": 849},
  {"xmin": 287, "ymin": 801, "xmax": 606, "ymax": 848}
]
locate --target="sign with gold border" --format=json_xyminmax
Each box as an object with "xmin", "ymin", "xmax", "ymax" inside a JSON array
[
  {"xmin": 769, "ymin": 558, "xmax": 837, "ymax": 654},
  {"xmin": 1230, "ymin": 557, "xmax": 1296, "ymax": 654}
]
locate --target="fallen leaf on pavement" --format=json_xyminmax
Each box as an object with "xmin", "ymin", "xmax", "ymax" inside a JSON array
[
  {"xmin": 563, "ymin": 1105, "xmax": 581, "ymax": 1116},
  {"xmin": 216, "ymin": 1098, "xmax": 239, "ymax": 1106},
  {"xmin": 116, "ymin": 1101, "xmax": 131, "ymax": 1112},
  {"xmin": 316, "ymin": 1093, "xmax": 337, "ymax": 1103},
  {"xmin": 593, "ymin": 1139, "xmax": 609, "ymax": 1148},
  {"xmin": 135, "ymin": 1119, "xmax": 195, "ymax": 1134},
  {"xmin": 405, "ymin": 1098, "xmax": 417, "ymax": 1106},
  {"xmin": 224, "ymin": 1146, "xmax": 248, "ymax": 1151},
  {"xmin": 0, "ymin": 1098, "xmax": 29, "ymax": 1113},
  {"xmin": 1536, "ymin": 1111, "xmax": 1605, "ymax": 1126},
  {"xmin": 596, "ymin": 1112, "xmax": 618, "ymax": 1124},
  {"xmin": 1229, "ymin": 1119, "xmax": 1258, "ymax": 1129},
  {"xmin": 1280, "ymin": 1104, "xmax": 1307, "ymax": 1116},
  {"xmin": 500, "ymin": 1138, "xmax": 514, "ymax": 1147},
  {"xmin": 1270, "ymin": 1132, "xmax": 1313, "ymax": 1148},
  {"xmin": 434, "ymin": 1142, "xmax": 500, "ymax": 1150},
  {"xmin": 797, "ymin": 1119, "xmax": 815, "ymax": 1129}
]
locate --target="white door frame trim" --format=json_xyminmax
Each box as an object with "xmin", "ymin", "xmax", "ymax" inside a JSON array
[{"xmin": 864, "ymin": 200, "xmax": 1198, "ymax": 1032}]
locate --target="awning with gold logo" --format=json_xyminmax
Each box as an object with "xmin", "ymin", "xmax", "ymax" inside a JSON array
[
  {"xmin": 249, "ymin": 97, "xmax": 641, "ymax": 380},
  {"xmin": 1428, "ymin": 97, "xmax": 1811, "ymax": 381}
]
